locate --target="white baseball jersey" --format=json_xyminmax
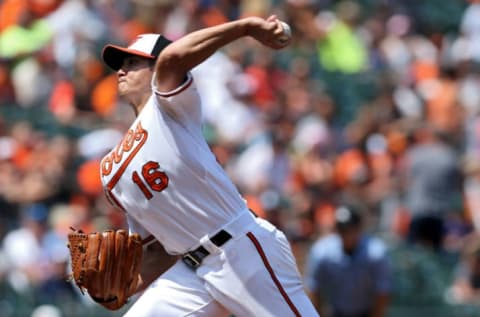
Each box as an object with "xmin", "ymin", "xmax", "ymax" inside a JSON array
[
  {"xmin": 101, "ymin": 73, "xmax": 319, "ymax": 317},
  {"xmin": 100, "ymin": 73, "xmax": 247, "ymax": 254}
]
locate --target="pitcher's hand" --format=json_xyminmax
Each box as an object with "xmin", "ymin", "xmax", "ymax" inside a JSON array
[{"xmin": 245, "ymin": 15, "xmax": 292, "ymax": 49}]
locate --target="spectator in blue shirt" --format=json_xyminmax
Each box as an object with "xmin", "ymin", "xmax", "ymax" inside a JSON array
[{"xmin": 304, "ymin": 205, "xmax": 391, "ymax": 317}]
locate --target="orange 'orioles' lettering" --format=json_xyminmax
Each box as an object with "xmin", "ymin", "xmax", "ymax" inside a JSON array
[{"xmin": 101, "ymin": 122, "xmax": 148, "ymax": 191}]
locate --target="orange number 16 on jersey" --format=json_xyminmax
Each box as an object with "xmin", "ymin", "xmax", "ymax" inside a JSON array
[{"xmin": 132, "ymin": 161, "xmax": 169, "ymax": 199}]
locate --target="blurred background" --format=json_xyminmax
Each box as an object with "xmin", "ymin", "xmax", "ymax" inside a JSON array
[{"xmin": 1, "ymin": 0, "xmax": 480, "ymax": 316}]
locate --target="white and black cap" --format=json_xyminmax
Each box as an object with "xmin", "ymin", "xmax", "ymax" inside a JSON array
[
  {"xmin": 335, "ymin": 205, "xmax": 362, "ymax": 230},
  {"xmin": 102, "ymin": 33, "xmax": 172, "ymax": 71}
]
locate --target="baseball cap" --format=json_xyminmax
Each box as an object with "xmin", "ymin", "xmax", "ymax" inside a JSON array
[
  {"xmin": 102, "ymin": 34, "xmax": 172, "ymax": 71},
  {"xmin": 334, "ymin": 205, "xmax": 361, "ymax": 230}
]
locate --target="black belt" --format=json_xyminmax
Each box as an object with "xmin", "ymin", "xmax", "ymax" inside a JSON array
[{"xmin": 182, "ymin": 230, "xmax": 232, "ymax": 269}]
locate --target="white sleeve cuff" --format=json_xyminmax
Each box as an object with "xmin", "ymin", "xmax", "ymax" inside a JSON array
[{"xmin": 152, "ymin": 72, "xmax": 193, "ymax": 98}]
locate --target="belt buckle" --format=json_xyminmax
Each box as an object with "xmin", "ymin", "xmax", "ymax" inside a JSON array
[{"xmin": 182, "ymin": 253, "xmax": 201, "ymax": 269}]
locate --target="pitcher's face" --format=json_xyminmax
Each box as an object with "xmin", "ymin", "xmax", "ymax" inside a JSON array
[{"xmin": 117, "ymin": 56, "xmax": 153, "ymax": 98}]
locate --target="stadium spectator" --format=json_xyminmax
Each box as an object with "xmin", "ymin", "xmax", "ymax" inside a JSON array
[
  {"xmin": 401, "ymin": 126, "xmax": 464, "ymax": 250},
  {"xmin": 304, "ymin": 205, "xmax": 391, "ymax": 317}
]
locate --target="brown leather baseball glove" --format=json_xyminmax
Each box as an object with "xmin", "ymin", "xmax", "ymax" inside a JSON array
[{"xmin": 67, "ymin": 228, "xmax": 143, "ymax": 310}]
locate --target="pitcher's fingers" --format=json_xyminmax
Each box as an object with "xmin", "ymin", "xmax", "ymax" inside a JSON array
[
  {"xmin": 274, "ymin": 19, "xmax": 284, "ymax": 36},
  {"xmin": 266, "ymin": 14, "xmax": 278, "ymax": 22}
]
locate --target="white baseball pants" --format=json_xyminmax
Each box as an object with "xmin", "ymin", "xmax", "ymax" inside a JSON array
[{"xmin": 124, "ymin": 212, "xmax": 319, "ymax": 317}]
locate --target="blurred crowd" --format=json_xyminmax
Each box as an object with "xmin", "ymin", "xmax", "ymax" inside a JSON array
[{"xmin": 1, "ymin": 0, "xmax": 480, "ymax": 316}]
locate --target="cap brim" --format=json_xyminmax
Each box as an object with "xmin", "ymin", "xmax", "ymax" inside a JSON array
[{"xmin": 101, "ymin": 44, "xmax": 155, "ymax": 71}]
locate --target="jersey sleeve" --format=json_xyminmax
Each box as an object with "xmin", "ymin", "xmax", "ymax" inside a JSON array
[
  {"xmin": 372, "ymin": 250, "xmax": 392, "ymax": 294},
  {"xmin": 151, "ymin": 72, "xmax": 203, "ymax": 126},
  {"xmin": 368, "ymin": 238, "xmax": 392, "ymax": 294}
]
